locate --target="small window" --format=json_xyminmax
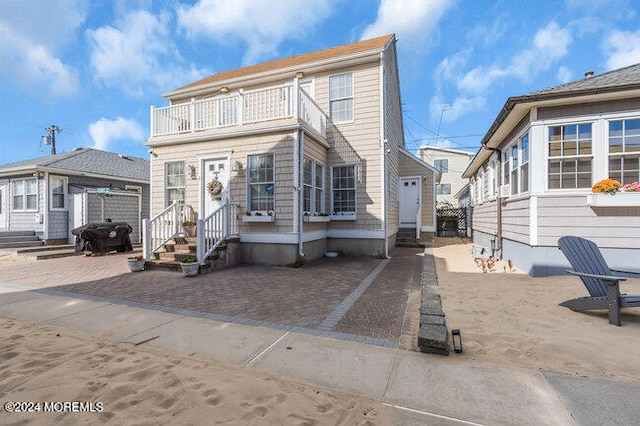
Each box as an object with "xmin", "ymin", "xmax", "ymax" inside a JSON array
[
  {"xmin": 248, "ymin": 153, "xmax": 275, "ymax": 212},
  {"xmin": 165, "ymin": 162, "xmax": 185, "ymax": 207},
  {"xmin": 434, "ymin": 159, "xmax": 449, "ymax": 173},
  {"xmin": 12, "ymin": 178, "xmax": 38, "ymax": 211},
  {"xmin": 303, "ymin": 158, "xmax": 325, "ymax": 214},
  {"xmin": 332, "ymin": 165, "xmax": 356, "ymax": 215},
  {"xmin": 50, "ymin": 176, "xmax": 67, "ymax": 210},
  {"xmin": 436, "ymin": 183, "xmax": 451, "ymax": 195},
  {"xmin": 329, "ymin": 73, "xmax": 353, "ymax": 123},
  {"xmin": 609, "ymin": 119, "xmax": 640, "ymax": 184},
  {"xmin": 548, "ymin": 124, "xmax": 592, "ymax": 189}
]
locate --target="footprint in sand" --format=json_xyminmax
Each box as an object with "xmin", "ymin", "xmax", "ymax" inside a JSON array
[{"xmin": 203, "ymin": 388, "xmax": 223, "ymax": 406}]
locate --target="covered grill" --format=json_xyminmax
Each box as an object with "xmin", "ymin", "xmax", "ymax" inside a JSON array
[{"xmin": 72, "ymin": 222, "xmax": 133, "ymax": 255}]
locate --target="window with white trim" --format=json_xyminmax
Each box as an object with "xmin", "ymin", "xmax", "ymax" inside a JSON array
[
  {"xmin": 331, "ymin": 165, "xmax": 356, "ymax": 215},
  {"xmin": 248, "ymin": 153, "xmax": 274, "ymax": 212},
  {"xmin": 303, "ymin": 157, "xmax": 324, "ymax": 213},
  {"xmin": 521, "ymin": 134, "xmax": 529, "ymax": 192},
  {"xmin": 487, "ymin": 159, "xmax": 496, "ymax": 198},
  {"xmin": 165, "ymin": 162, "xmax": 185, "ymax": 207},
  {"xmin": 510, "ymin": 145, "xmax": 519, "ymax": 194},
  {"xmin": 50, "ymin": 176, "xmax": 67, "ymax": 210},
  {"xmin": 329, "ymin": 73, "xmax": 353, "ymax": 123},
  {"xmin": 434, "ymin": 159, "xmax": 449, "ymax": 173},
  {"xmin": 548, "ymin": 123, "xmax": 592, "ymax": 189},
  {"xmin": 609, "ymin": 118, "xmax": 640, "ymax": 184},
  {"xmin": 436, "ymin": 183, "xmax": 451, "ymax": 195},
  {"xmin": 12, "ymin": 178, "xmax": 38, "ymax": 211}
]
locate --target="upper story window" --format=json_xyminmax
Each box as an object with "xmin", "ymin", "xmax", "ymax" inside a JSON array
[
  {"xmin": 12, "ymin": 178, "xmax": 38, "ymax": 211},
  {"xmin": 302, "ymin": 157, "xmax": 325, "ymax": 213},
  {"xmin": 165, "ymin": 162, "xmax": 185, "ymax": 207},
  {"xmin": 329, "ymin": 73, "xmax": 353, "ymax": 123},
  {"xmin": 434, "ymin": 159, "xmax": 449, "ymax": 174},
  {"xmin": 50, "ymin": 176, "xmax": 67, "ymax": 210},
  {"xmin": 609, "ymin": 118, "xmax": 640, "ymax": 184},
  {"xmin": 332, "ymin": 165, "xmax": 356, "ymax": 216},
  {"xmin": 548, "ymin": 123, "xmax": 592, "ymax": 189},
  {"xmin": 248, "ymin": 153, "xmax": 275, "ymax": 212}
]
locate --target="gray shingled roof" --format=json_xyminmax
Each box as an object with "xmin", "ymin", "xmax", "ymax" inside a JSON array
[
  {"xmin": 0, "ymin": 148, "xmax": 149, "ymax": 181},
  {"xmin": 528, "ymin": 63, "xmax": 640, "ymax": 96}
]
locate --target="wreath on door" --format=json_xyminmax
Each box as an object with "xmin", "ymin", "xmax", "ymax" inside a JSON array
[{"xmin": 207, "ymin": 179, "xmax": 223, "ymax": 199}]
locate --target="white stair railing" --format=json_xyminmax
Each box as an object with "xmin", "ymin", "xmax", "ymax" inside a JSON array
[
  {"xmin": 142, "ymin": 201, "xmax": 183, "ymax": 260},
  {"xmin": 196, "ymin": 201, "xmax": 239, "ymax": 265}
]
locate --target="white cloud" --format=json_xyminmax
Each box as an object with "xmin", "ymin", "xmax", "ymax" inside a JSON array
[
  {"xmin": 429, "ymin": 95, "xmax": 486, "ymax": 124},
  {"xmin": 360, "ymin": 0, "xmax": 454, "ymax": 50},
  {"xmin": 88, "ymin": 10, "xmax": 208, "ymax": 96},
  {"xmin": 177, "ymin": 0, "xmax": 335, "ymax": 66},
  {"xmin": 458, "ymin": 66, "xmax": 508, "ymax": 95},
  {"xmin": 604, "ymin": 29, "xmax": 640, "ymax": 70},
  {"xmin": 557, "ymin": 66, "xmax": 573, "ymax": 83},
  {"xmin": 0, "ymin": 0, "xmax": 86, "ymax": 97},
  {"xmin": 88, "ymin": 118, "xmax": 144, "ymax": 151}
]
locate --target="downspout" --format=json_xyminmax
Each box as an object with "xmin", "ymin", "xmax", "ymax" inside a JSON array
[
  {"xmin": 298, "ymin": 129, "xmax": 305, "ymax": 259},
  {"xmin": 380, "ymin": 51, "xmax": 390, "ymax": 259},
  {"xmin": 482, "ymin": 143, "xmax": 502, "ymax": 256},
  {"xmin": 43, "ymin": 171, "xmax": 49, "ymax": 244}
]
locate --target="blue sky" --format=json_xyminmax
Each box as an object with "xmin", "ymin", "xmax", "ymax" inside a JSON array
[{"xmin": 1, "ymin": 0, "xmax": 640, "ymax": 165}]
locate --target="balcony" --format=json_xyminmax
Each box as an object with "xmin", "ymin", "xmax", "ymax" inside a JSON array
[{"xmin": 150, "ymin": 83, "xmax": 327, "ymax": 139}]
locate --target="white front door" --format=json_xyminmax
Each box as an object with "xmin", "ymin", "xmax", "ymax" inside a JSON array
[
  {"xmin": 202, "ymin": 158, "xmax": 230, "ymax": 219},
  {"xmin": 0, "ymin": 181, "xmax": 6, "ymax": 229},
  {"xmin": 399, "ymin": 177, "xmax": 421, "ymax": 227}
]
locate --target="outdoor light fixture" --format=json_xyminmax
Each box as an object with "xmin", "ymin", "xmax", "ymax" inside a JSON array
[
  {"xmin": 188, "ymin": 165, "xmax": 197, "ymax": 180},
  {"xmin": 219, "ymin": 86, "xmax": 229, "ymax": 94},
  {"xmin": 451, "ymin": 329, "xmax": 463, "ymax": 353},
  {"xmin": 231, "ymin": 161, "xmax": 243, "ymax": 172},
  {"xmin": 295, "ymin": 71, "xmax": 304, "ymax": 79}
]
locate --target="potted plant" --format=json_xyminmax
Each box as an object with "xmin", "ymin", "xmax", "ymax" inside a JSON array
[
  {"xmin": 182, "ymin": 220, "xmax": 197, "ymax": 237},
  {"xmin": 127, "ymin": 255, "xmax": 145, "ymax": 272},
  {"xmin": 179, "ymin": 256, "xmax": 200, "ymax": 277}
]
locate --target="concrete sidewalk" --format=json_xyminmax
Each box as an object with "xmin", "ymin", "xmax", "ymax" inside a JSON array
[{"xmin": 0, "ymin": 281, "xmax": 599, "ymax": 426}]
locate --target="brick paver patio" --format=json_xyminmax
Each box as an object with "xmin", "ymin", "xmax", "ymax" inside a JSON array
[{"xmin": 0, "ymin": 247, "xmax": 424, "ymax": 346}]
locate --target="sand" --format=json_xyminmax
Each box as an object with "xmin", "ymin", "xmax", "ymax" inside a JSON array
[
  {"xmin": 0, "ymin": 318, "xmax": 385, "ymax": 425},
  {"xmin": 433, "ymin": 237, "xmax": 640, "ymax": 385},
  {"xmin": 0, "ymin": 250, "xmax": 35, "ymax": 267}
]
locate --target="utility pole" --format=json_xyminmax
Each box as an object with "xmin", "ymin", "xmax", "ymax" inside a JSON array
[{"xmin": 44, "ymin": 125, "xmax": 60, "ymax": 155}]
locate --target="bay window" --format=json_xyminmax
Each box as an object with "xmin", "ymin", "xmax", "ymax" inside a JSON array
[
  {"xmin": 609, "ymin": 118, "xmax": 640, "ymax": 184},
  {"xmin": 303, "ymin": 157, "xmax": 325, "ymax": 213}
]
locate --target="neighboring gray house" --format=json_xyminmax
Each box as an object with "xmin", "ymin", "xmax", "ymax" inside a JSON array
[
  {"xmin": 420, "ymin": 146, "xmax": 473, "ymax": 206},
  {"xmin": 463, "ymin": 63, "xmax": 640, "ymax": 276},
  {"xmin": 0, "ymin": 148, "xmax": 150, "ymax": 244}
]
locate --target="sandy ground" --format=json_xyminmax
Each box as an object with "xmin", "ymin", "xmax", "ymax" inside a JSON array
[
  {"xmin": 433, "ymin": 237, "xmax": 640, "ymax": 385},
  {"xmin": 0, "ymin": 318, "xmax": 385, "ymax": 425},
  {"xmin": 0, "ymin": 250, "xmax": 36, "ymax": 267}
]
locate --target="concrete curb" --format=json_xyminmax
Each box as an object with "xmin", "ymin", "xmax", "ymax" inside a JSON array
[{"xmin": 417, "ymin": 246, "xmax": 450, "ymax": 355}]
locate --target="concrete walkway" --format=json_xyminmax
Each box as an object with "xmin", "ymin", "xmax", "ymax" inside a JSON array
[{"xmin": 0, "ymin": 250, "xmax": 637, "ymax": 425}]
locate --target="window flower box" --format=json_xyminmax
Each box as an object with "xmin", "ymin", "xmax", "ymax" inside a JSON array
[
  {"xmin": 587, "ymin": 192, "xmax": 640, "ymax": 207},
  {"xmin": 242, "ymin": 214, "xmax": 275, "ymax": 223},
  {"xmin": 304, "ymin": 215, "xmax": 330, "ymax": 223}
]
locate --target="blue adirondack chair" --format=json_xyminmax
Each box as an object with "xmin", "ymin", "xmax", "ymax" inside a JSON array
[{"xmin": 558, "ymin": 236, "xmax": 640, "ymax": 326}]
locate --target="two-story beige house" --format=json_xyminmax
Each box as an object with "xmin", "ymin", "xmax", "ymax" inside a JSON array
[
  {"xmin": 420, "ymin": 146, "xmax": 473, "ymax": 206},
  {"xmin": 143, "ymin": 35, "xmax": 436, "ymax": 266}
]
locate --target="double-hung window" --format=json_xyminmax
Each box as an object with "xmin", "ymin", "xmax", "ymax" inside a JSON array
[
  {"xmin": 302, "ymin": 157, "xmax": 325, "ymax": 213},
  {"xmin": 50, "ymin": 176, "xmax": 67, "ymax": 210},
  {"xmin": 165, "ymin": 162, "xmax": 185, "ymax": 207},
  {"xmin": 12, "ymin": 178, "xmax": 38, "ymax": 211},
  {"xmin": 521, "ymin": 134, "xmax": 529, "ymax": 192},
  {"xmin": 609, "ymin": 118, "xmax": 640, "ymax": 184},
  {"xmin": 329, "ymin": 73, "xmax": 353, "ymax": 123},
  {"xmin": 436, "ymin": 183, "xmax": 451, "ymax": 195},
  {"xmin": 332, "ymin": 165, "xmax": 356, "ymax": 216},
  {"xmin": 510, "ymin": 145, "xmax": 519, "ymax": 194},
  {"xmin": 434, "ymin": 159, "xmax": 449, "ymax": 174},
  {"xmin": 248, "ymin": 153, "xmax": 275, "ymax": 212},
  {"xmin": 548, "ymin": 123, "xmax": 592, "ymax": 189},
  {"xmin": 487, "ymin": 159, "xmax": 496, "ymax": 198}
]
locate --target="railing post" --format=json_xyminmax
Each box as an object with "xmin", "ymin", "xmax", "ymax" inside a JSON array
[
  {"xmin": 190, "ymin": 98, "xmax": 195, "ymax": 132},
  {"xmin": 196, "ymin": 219, "xmax": 205, "ymax": 265},
  {"xmin": 238, "ymin": 89, "xmax": 244, "ymax": 126},
  {"xmin": 142, "ymin": 218, "xmax": 151, "ymax": 260},
  {"xmin": 292, "ymin": 78, "xmax": 299, "ymax": 119},
  {"xmin": 225, "ymin": 202, "xmax": 230, "ymax": 237}
]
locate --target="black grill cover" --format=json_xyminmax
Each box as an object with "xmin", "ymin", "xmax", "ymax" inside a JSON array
[{"xmin": 72, "ymin": 222, "xmax": 133, "ymax": 254}]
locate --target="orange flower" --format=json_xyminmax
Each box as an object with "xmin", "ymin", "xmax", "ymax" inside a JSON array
[{"xmin": 592, "ymin": 179, "xmax": 622, "ymax": 194}]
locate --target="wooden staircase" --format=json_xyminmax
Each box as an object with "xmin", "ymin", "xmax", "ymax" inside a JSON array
[
  {"xmin": 396, "ymin": 228, "xmax": 426, "ymax": 248},
  {"xmin": 145, "ymin": 236, "xmax": 240, "ymax": 274}
]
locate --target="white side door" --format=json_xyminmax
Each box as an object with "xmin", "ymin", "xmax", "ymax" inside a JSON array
[
  {"xmin": 399, "ymin": 177, "xmax": 421, "ymax": 227},
  {"xmin": 0, "ymin": 181, "xmax": 6, "ymax": 229},
  {"xmin": 202, "ymin": 158, "xmax": 230, "ymax": 219}
]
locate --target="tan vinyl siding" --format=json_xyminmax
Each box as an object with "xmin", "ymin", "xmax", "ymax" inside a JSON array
[
  {"xmin": 398, "ymin": 153, "xmax": 435, "ymax": 229},
  {"xmin": 537, "ymin": 196, "xmax": 640, "ymax": 248},
  {"xmin": 383, "ymin": 41, "xmax": 402, "ymax": 230}
]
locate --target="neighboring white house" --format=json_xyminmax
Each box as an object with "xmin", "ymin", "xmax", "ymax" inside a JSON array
[
  {"xmin": 144, "ymin": 35, "xmax": 436, "ymax": 265},
  {"xmin": 420, "ymin": 146, "xmax": 473, "ymax": 205},
  {"xmin": 463, "ymin": 64, "xmax": 640, "ymax": 276}
]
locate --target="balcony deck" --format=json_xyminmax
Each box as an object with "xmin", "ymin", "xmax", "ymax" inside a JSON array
[{"xmin": 150, "ymin": 83, "xmax": 327, "ymax": 140}]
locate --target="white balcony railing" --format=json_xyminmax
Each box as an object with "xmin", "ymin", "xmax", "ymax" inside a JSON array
[{"xmin": 150, "ymin": 82, "xmax": 327, "ymax": 138}]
